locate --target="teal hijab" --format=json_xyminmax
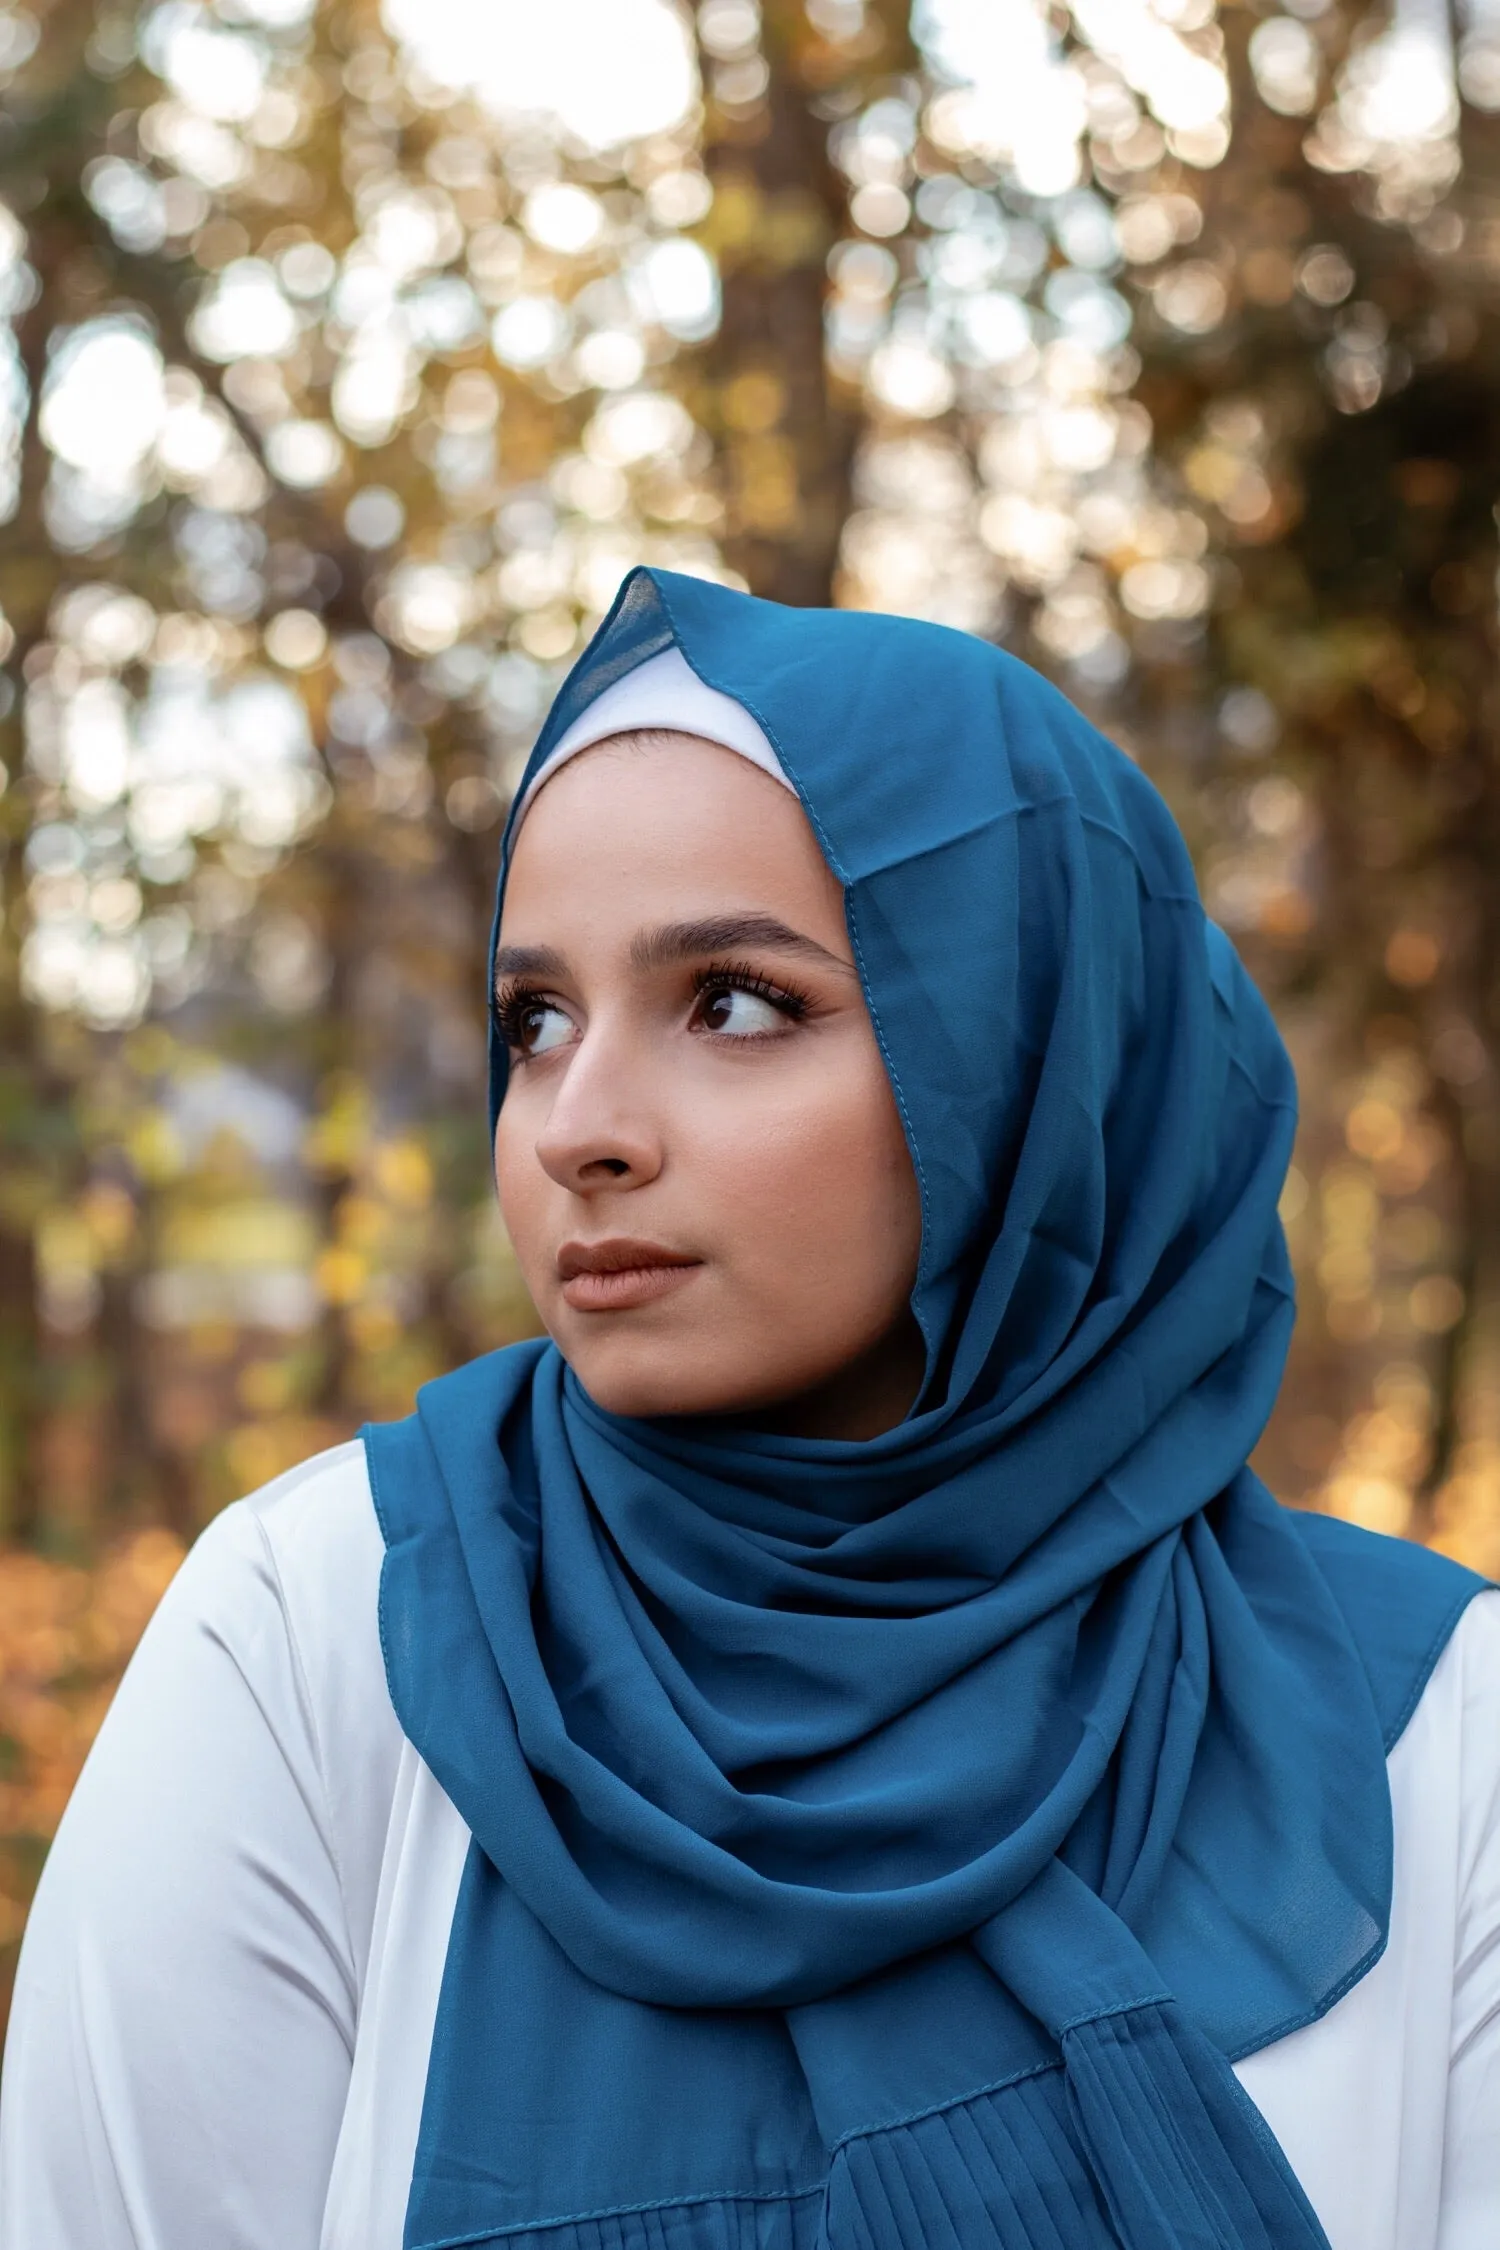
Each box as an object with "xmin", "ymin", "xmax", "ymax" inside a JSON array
[{"xmin": 367, "ymin": 569, "xmax": 1484, "ymax": 2250}]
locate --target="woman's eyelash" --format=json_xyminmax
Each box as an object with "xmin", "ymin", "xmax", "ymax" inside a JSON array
[
  {"xmin": 692, "ymin": 959, "xmax": 812, "ymax": 1020},
  {"xmin": 492, "ymin": 982, "xmax": 553, "ymax": 1047},
  {"xmin": 492, "ymin": 962, "xmax": 815, "ymax": 1049}
]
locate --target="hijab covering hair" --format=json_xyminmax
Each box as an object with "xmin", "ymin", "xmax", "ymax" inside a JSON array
[
  {"xmin": 514, "ymin": 642, "xmax": 797, "ymax": 819},
  {"xmin": 366, "ymin": 567, "xmax": 1484, "ymax": 2250}
]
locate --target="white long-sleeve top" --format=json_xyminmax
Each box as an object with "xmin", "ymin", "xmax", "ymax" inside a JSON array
[{"xmin": 1, "ymin": 1441, "xmax": 1497, "ymax": 2250}]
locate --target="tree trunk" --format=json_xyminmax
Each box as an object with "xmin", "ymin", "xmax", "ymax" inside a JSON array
[{"xmin": 696, "ymin": 0, "xmax": 912, "ymax": 605}]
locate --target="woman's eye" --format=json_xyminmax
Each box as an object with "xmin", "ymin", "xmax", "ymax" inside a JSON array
[
  {"xmin": 516, "ymin": 1001, "xmax": 574, "ymax": 1056},
  {"xmin": 697, "ymin": 985, "xmax": 786, "ymax": 1038}
]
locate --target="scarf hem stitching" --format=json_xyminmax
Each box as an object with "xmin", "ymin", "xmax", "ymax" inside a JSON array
[{"xmin": 411, "ymin": 2181, "xmax": 826, "ymax": 2249}]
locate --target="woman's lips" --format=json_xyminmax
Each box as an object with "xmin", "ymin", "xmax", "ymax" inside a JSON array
[{"xmin": 556, "ymin": 1240, "xmax": 704, "ymax": 1312}]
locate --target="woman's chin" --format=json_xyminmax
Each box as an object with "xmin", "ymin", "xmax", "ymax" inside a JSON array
[
  {"xmin": 549, "ymin": 1321, "xmax": 717, "ymax": 1418},
  {"xmin": 556, "ymin": 1326, "xmax": 797, "ymax": 1424},
  {"xmin": 569, "ymin": 1361, "xmax": 751, "ymax": 1420}
]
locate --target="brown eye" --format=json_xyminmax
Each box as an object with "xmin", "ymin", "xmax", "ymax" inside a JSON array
[
  {"xmin": 513, "ymin": 1000, "xmax": 574, "ymax": 1055},
  {"xmin": 696, "ymin": 985, "xmax": 786, "ymax": 1037}
]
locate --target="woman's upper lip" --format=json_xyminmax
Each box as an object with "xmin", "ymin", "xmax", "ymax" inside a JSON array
[{"xmin": 556, "ymin": 1239, "xmax": 702, "ymax": 1280}]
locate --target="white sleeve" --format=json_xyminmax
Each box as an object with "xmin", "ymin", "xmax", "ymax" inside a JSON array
[
  {"xmin": 1439, "ymin": 1590, "xmax": 1500, "ymax": 2247},
  {"xmin": 0, "ymin": 1492, "xmax": 360, "ymax": 2250}
]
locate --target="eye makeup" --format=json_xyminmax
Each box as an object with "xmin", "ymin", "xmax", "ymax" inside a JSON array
[
  {"xmin": 492, "ymin": 986, "xmax": 574, "ymax": 1059},
  {"xmin": 689, "ymin": 958, "xmax": 813, "ymax": 1031},
  {"xmin": 493, "ymin": 956, "xmax": 818, "ymax": 1060}
]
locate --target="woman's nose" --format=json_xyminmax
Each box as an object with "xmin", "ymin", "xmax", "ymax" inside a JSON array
[{"xmin": 533, "ymin": 1032, "xmax": 664, "ymax": 1194}]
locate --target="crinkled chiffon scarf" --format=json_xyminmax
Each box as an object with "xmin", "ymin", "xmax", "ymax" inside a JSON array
[{"xmin": 366, "ymin": 568, "xmax": 1482, "ymax": 2250}]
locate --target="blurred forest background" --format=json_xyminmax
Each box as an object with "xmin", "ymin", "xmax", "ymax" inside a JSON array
[{"xmin": 1, "ymin": 0, "xmax": 1499, "ymax": 2021}]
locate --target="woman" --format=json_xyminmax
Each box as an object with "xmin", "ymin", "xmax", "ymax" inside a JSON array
[{"xmin": 2, "ymin": 567, "xmax": 1496, "ymax": 2250}]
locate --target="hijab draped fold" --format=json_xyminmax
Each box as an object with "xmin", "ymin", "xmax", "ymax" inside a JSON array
[{"xmin": 366, "ymin": 568, "xmax": 1483, "ymax": 2250}]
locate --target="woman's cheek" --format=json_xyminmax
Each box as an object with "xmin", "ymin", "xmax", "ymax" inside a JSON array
[
  {"xmin": 716, "ymin": 1075, "xmax": 896, "ymax": 1274},
  {"xmin": 494, "ymin": 1109, "xmax": 551, "ymax": 1295}
]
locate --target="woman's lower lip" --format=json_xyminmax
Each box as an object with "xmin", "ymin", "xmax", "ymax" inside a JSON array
[{"xmin": 560, "ymin": 1263, "xmax": 703, "ymax": 1311}]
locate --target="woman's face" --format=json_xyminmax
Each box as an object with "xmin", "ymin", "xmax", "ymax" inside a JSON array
[{"xmin": 494, "ymin": 733, "xmax": 924, "ymax": 1437}]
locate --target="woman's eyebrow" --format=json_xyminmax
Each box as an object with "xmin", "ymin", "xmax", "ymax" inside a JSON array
[
  {"xmin": 495, "ymin": 943, "xmax": 570, "ymax": 984},
  {"xmin": 629, "ymin": 914, "xmax": 854, "ymax": 973}
]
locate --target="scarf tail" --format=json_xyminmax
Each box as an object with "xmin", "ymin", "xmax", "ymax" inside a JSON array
[
  {"xmin": 820, "ymin": 2003, "xmax": 1330, "ymax": 2250},
  {"xmin": 1060, "ymin": 2000, "xmax": 1329, "ymax": 2250},
  {"xmin": 415, "ymin": 2194, "xmax": 825, "ymax": 2250},
  {"xmin": 826, "ymin": 2068, "xmax": 1110, "ymax": 2250},
  {"xmin": 405, "ymin": 2014, "xmax": 1330, "ymax": 2250}
]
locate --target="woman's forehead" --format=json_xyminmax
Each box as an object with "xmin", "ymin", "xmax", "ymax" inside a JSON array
[
  {"xmin": 501, "ymin": 737, "xmax": 843, "ymax": 940},
  {"xmin": 509, "ymin": 730, "xmax": 824, "ymax": 867}
]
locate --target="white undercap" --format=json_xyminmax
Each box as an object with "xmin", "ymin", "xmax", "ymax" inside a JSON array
[{"xmin": 514, "ymin": 647, "xmax": 794, "ymax": 825}]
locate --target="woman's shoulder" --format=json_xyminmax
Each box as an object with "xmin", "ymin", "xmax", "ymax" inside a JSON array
[
  {"xmin": 1403, "ymin": 1583, "xmax": 1500, "ymax": 1795},
  {"xmin": 1425, "ymin": 1587, "xmax": 1500, "ymax": 1855},
  {"xmin": 154, "ymin": 1442, "xmax": 382, "ymax": 1708},
  {"xmin": 1283, "ymin": 1504, "xmax": 1493, "ymax": 1751},
  {"xmin": 1271, "ymin": 1504, "xmax": 1500, "ymax": 1915},
  {"xmin": 138, "ymin": 1439, "xmax": 404, "ymax": 1958},
  {"xmin": 225, "ymin": 1435, "xmax": 385, "ymax": 1598},
  {"xmin": 190, "ymin": 1436, "xmax": 393, "ymax": 1744}
]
